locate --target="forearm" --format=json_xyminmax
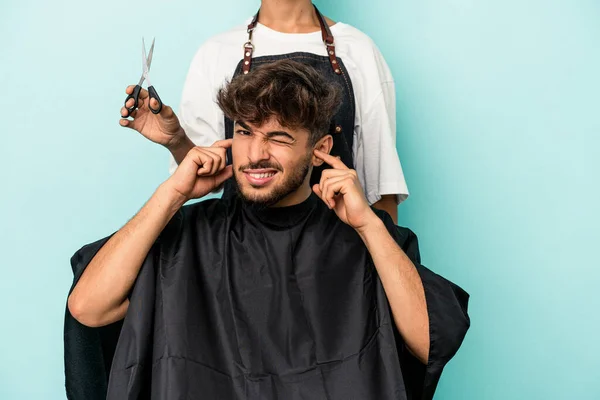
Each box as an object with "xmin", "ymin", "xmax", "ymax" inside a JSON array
[
  {"xmin": 358, "ymin": 217, "xmax": 429, "ymax": 363},
  {"xmin": 372, "ymin": 194, "xmax": 398, "ymax": 224},
  {"xmin": 68, "ymin": 184, "xmax": 186, "ymax": 327},
  {"xmin": 168, "ymin": 130, "xmax": 195, "ymax": 165}
]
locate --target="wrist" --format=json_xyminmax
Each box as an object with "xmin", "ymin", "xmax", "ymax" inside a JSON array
[
  {"xmin": 356, "ymin": 212, "xmax": 386, "ymax": 239},
  {"xmin": 155, "ymin": 182, "xmax": 188, "ymax": 213},
  {"xmin": 166, "ymin": 128, "xmax": 193, "ymax": 153}
]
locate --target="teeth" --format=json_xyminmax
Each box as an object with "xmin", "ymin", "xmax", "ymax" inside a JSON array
[{"xmin": 249, "ymin": 172, "xmax": 276, "ymax": 179}]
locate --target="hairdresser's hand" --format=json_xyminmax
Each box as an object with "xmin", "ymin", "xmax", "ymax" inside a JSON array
[
  {"xmin": 119, "ymin": 85, "xmax": 194, "ymax": 156},
  {"xmin": 163, "ymin": 140, "xmax": 233, "ymax": 202},
  {"xmin": 313, "ymin": 150, "xmax": 379, "ymax": 233}
]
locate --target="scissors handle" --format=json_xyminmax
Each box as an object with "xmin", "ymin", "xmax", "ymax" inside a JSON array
[
  {"xmin": 148, "ymin": 86, "xmax": 163, "ymax": 114},
  {"xmin": 124, "ymin": 84, "xmax": 142, "ymax": 116}
]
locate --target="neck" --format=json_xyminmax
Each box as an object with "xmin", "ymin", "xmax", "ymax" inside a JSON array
[
  {"xmin": 272, "ymin": 183, "xmax": 313, "ymax": 208},
  {"xmin": 258, "ymin": 0, "xmax": 320, "ymax": 33}
]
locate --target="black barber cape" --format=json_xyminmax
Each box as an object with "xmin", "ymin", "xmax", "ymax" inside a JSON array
[{"xmin": 64, "ymin": 193, "xmax": 470, "ymax": 400}]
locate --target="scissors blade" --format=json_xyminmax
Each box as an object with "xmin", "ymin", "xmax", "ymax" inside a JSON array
[
  {"xmin": 146, "ymin": 37, "xmax": 155, "ymax": 70},
  {"xmin": 136, "ymin": 74, "xmax": 145, "ymax": 86},
  {"xmin": 133, "ymin": 40, "xmax": 146, "ymax": 87},
  {"xmin": 142, "ymin": 38, "xmax": 149, "ymax": 74}
]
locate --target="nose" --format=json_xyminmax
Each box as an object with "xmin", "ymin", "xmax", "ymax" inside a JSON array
[{"xmin": 247, "ymin": 136, "xmax": 270, "ymax": 163}]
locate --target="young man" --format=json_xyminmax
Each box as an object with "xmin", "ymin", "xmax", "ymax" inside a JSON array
[{"xmin": 67, "ymin": 60, "xmax": 469, "ymax": 400}]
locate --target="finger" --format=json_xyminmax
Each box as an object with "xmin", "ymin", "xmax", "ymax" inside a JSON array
[
  {"xmin": 322, "ymin": 176, "xmax": 349, "ymax": 209},
  {"xmin": 124, "ymin": 98, "xmax": 138, "ymax": 111},
  {"xmin": 186, "ymin": 148, "xmax": 211, "ymax": 175},
  {"xmin": 203, "ymin": 147, "xmax": 227, "ymax": 172},
  {"xmin": 196, "ymin": 154, "xmax": 215, "ymax": 176},
  {"xmin": 149, "ymin": 97, "xmax": 160, "ymax": 111},
  {"xmin": 314, "ymin": 149, "xmax": 349, "ymax": 170},
  {"xmin": 125, "ymin": 85, "xmax": 136, "ymax": 94},
  {"xmin": 211, "ymin": 139, "xmax": 233, "ymax": 149},
  {"xmin": 120, "ymin": 116, "xmax": 140, "ymax": 129},
  {"xmin": 125, "ymin": 108, "xmax": 139, "ymax": 119},
  {"xmin": 312, "ymin": 183, "xmax": 324, "ymax": 202},
  {"xmin": 137, "ymin": 87, "xmax": 149, "ymax": 100},
  {"xmin": 319, "ymin": 170, "xmax": 353, "ymax": 197},
  {"xmin": 124, "ymin": 90, "xmax": 149, "ymax": 109},
  {"xmin": 312, "ymin": 181, "xmax": 339, "ymax": 210},
  {"xmin": 194, "ymin": 149, "xmax": 220, "ymax": 176},
  {"xmin": 206, "ymin": 150, "xmax": 221, "ymax": 175},
  {"xmin": 211, "ymin": 139, "xmax": 232, "ymax": 170},
  {"xmin": 319, "ymin": 169, "xmax": 352, "ymax": 190},
  {"xmin": 213, "ymin": 165, "xmax": 233, "ymax": 187},
  {"xmin": 121, "ymin": 106, "xmax": 138, "ymax": 119},
  {"xmin": 159, "ymin": 103, "xmax": 175, "ymax": 118},
  {"xmin": 320, "ymin": 169, "xmax": 351, "ymax": 179}
]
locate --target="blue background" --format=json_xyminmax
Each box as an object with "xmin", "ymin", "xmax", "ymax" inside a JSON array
[{"xmin": 1, "ymin": 0, "xmax": 598, "ymax": 398}]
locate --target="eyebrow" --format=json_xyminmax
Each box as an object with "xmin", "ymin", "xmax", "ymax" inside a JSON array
[{"xmin": 235, "ymin": 121, "xmax": 296, "ymax": 142}]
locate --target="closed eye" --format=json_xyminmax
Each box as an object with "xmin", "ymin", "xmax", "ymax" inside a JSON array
[
  {"xmin": 270, "ymin": 138, "xmax": 293, "ymax": 145},
  {"xmin": 266, "ymin": 133, "xmax": 295, "ymax": 145}
]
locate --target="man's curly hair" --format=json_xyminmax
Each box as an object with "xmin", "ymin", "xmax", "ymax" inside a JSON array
[{"xmin": 217, "ymin": 59, "xmax": 342, "ymax": 146}]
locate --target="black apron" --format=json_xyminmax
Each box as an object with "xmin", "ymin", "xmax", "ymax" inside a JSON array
[{"xmin": 223, "ymin": 5, "xmax": 356, "ymax": 198}]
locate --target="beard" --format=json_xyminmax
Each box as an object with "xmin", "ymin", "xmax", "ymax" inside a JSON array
[{"xmin": 233, "ymin": 153, "xmax": 312, "ymax": 210}]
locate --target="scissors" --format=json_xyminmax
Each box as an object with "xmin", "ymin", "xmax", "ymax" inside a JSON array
[{"xmin": 124, "ymin": 37, "xmax": 162, "ymax": 117}]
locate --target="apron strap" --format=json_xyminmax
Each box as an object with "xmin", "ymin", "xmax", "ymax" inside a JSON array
[
  {"xmin": 242, "ymin": 13, "xmax": 259, "ymax": 75},
  {"xmin": 313, "ymin": 5, "xmax": 342, "ymax": 75},
  {"xmin": 241, "ymin": 5, "xmax": 341, "ymax": 75}
]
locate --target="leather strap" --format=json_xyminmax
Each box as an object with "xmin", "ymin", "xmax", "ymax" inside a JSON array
[
  {"xmin": 241, "ymin": 5, "xmax": 341, "ymax": 75},
  {"xmin": 242, "ymin": 13, "xmax": 259, "ymax": 74},
  {"xmin": 313, "ymin": 5, "xmax": 341, "ymax": 75}
]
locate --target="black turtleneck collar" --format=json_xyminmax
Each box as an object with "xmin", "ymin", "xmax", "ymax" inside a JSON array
[{"xmin": 242, "ymin": 192, "xmax": 319, "ymax": 228}]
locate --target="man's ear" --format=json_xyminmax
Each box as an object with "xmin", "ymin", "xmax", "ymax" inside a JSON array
[{"xmin": 312, "ymin": 135, "xmax": 334, "ymax": 167}]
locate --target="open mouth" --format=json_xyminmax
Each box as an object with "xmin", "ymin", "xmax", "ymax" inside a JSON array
[{"xmin": 243, "ymin": 169, "xmax": 279, "ymax": 187}]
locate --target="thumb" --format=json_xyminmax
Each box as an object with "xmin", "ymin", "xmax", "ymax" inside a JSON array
[
  {"xmin": 213, "ymin": 165, "xmax": 233, "ymax": 187},
  {"xmin": 312, "ymin": 183, "xmax": 323, "ymax": 199},
  {"xmin": 149, "ymin": 99, "xmax": 175, "ymax": 122},
  {"xmin": 149, "ymin": 97, "xmax": 159, "ymax": 111},
  {"xmin": 156, "ymin": 101, "xmax": 173, "ymax": 117}
]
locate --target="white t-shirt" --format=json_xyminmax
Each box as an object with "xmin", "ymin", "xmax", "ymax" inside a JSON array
[{"xmin": 173, "ymin": 19, "xmax": 409, "ymax": 205}]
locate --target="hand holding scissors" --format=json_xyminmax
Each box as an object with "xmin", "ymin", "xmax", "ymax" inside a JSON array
[
  {"xmin": 119, "ymin": 39, "xmax": 187, "ymax": 149},
  {"xmin": 123, "ymin": 37, "xmax": 162, "ymax": 117}
]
